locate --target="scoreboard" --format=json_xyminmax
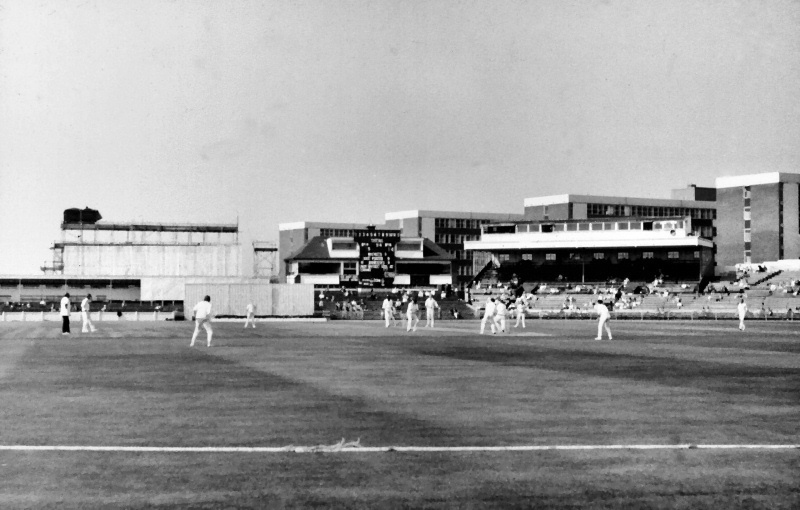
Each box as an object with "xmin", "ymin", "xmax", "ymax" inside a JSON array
[{"xmin": 353, "ymin": 229, "xmax": 401, "ymax": 287}]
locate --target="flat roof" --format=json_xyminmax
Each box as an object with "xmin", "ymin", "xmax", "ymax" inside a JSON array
[
  {"xmin": 523, "ymin": 194, "xmax": 716, "ymax": 208},
  {"xmin": 384, "ymin": 210, "xmax": 524, "ymax": 221},
  {"xmin": 278, "ymin": 221, "xmax": 382, "ymax": 231},
  {"xmin": 465, "ymin": 237, "xmax": 714, "ymax": 251},
  {"xmin": 715, "ymin": 172, "xmax": 800, "ymax": 189},
  {"xmin": 63, "ymin": 222, "xmax": 238, "ymax": 233}
]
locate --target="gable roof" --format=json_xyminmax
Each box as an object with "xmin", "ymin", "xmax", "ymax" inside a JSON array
[{"xmin": 284, "ymin": 236, "xmax": 331, "ymax": 261}]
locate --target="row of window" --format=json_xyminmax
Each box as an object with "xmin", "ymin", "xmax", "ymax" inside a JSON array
[
  {"xmin": 586, "ymin": 203, "xmax": 716, "ymax": 220},
  {"xmin": 320, "ymin": 228, "xmax": 356, "ymax": 238},
  {"xmin": 491, "ymin": 220, "xmax": 685, "ymax": 234},
  {"xmin": 434, "ymin": 218, "xmax": 492, "ymax": 229},
  {"xmin": 503, "ymin": 251, "xmax": 701, "ymax": 262},
  {"xmin": 435, "ymin": 233, "xmax": 480, "ymax": 244}
]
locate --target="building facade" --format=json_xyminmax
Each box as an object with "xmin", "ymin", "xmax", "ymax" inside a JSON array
[
  {"xmin": 383, "ymin": 210, "xmax": 524, "ymax": 286},
  {"xmin": 714, "ymin": 173, "xmax": 800, "ymax": 274},
  {"xmin": 523, "ymin": 192, "xmax": 717, "ymax": 240},
  {"xmin": 285, "ymin": 228, "xmax": 454, "ymax": 287},
  {"xmin": 278, "ymin": 221, "xmax": 392, "ymax": 282},
  {"xmin": 465, "ymin": 216, "xmax": 715, "ymax": 283},
  {"xmin": 37, "ymin": 212, "xmax": 244, "ymax": 301}
]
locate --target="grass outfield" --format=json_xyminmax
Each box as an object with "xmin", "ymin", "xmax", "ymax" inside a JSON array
[{"xmin": 0, "ymin": 320, "xmax": 797, "ymax": 509}]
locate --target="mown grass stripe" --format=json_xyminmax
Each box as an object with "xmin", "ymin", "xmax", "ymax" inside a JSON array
[{"xmin": 0, "ymin": 444, "xmax": 797, "ymax": 453}]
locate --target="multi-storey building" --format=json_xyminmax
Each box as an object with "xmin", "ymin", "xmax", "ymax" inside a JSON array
[
  {"xmin": 523, "ymin": 185, "xmax": 717, "ymax": 239},
  {"xmin": 36, "ymin": 209, "xmax": 243, "ymax": 300},
  {"xmin": 714, "ymin": 173, "xmax": 800, "ymax": 274},
  {"xmin": 383, "ymin": 210, "xmax": 524, "ymax": 286},
  {"xmin": 465, "ymin": 216, "xmax": 714, "ymax": 282}
]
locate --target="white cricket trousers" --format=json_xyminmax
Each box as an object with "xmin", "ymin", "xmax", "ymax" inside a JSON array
[
  {"xmin": 192, "ymin": 318, "xmax": 213, "ymax": 346},
  {"xmin": 81, "ymin": 311, "xmax": 96, "ymax": 333},
  {"xmin": 480, "ymin": 315, "xmax": 496, "ymax": 334},
  {"xmin": 597, "ymin": 317, "xmax": 612, "ymax": 339}
]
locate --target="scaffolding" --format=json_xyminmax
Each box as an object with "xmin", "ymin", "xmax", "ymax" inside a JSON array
[{"xmin": 253, "ymin": 241, "xmax": 278, "ymax": 280}]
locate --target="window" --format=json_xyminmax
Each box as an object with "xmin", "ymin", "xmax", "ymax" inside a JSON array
[
  {"xmin": 618, "ymin": 252, "xmax": 629, "ymax": 260},
  {"xmin": 343, "ymin": 262, "xmax": 357, "ymax": 275},
  {"xmin": 668, "ymin": 251, "xmax": 679, "ymax": 259},
  {"xmin": 543, "ymin": 205, "xmax": 549, "ymax": 219},
  {"xmin": 578, "ymin": 223, "xmax": 590, "ymax": 231},
  {"xmin": 643, "ymin": 251, "xmax": 654, "ymax": 259},
  {"xmin": 396, "ymin": 241, "xmax": 422, "ymax": 251},
  {"xmin": 593, "ymin": 252, "xmax": 604, "ymax": 260},
  {"xmin": 330, "ymin": 241, "xmax": 357, "ymax": 250},
  {"xmin": 694, "ymin": 251, "xmax": 701, "ymax": 259},
  {"xmin": 545, "ymin": 253, "xmax": 556, "ymax": 261},
  {"xmin": 498, "ymin": 254, "xmax": 510, "ymax": 262},
  {"xmin": 618, "ymin": 222, "xmax": 629, "ymax": 230},
  {"xmin": 522, "ymin": 253, "xmax": 533, "ymax": 261},
  {"xmin": 591, "ymin": 223, "xmax": 603, "ymax": 230},
  {"xmin": 603, "ymin": 222, "xmax": 615, "ymax": 230},
  {"xmin": 567, "ymin": 223, "xmax": 578, "ymax": 231}
]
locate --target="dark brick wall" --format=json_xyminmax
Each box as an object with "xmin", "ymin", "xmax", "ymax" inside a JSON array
[
  {"xmin": 715, "ymin": 187, "xmax": 745, "ymax": 272},
  {"xmin": 751, "ymin": 183, "xmax": 781, "ymax": 263}
]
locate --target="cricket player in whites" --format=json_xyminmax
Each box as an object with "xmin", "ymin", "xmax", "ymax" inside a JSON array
[
  {"xmin": 424, "ymin": 293, "xmax": 440, "ymax": 328},
  {"xmin": 737, "ymin": 297, "xmax": 748, "ymax": 331},
  {"xmin": 81, "ymin": 293, "xmax": 97, "ymax": 333},
  {"xmin": 382, "ymin": 296, "xmax": 397, "ymax": 327},
  {"xmin": 494, "ymin": 299, "xmax": 508, "ymax": 333},
  {"xmin": 406, "ymin": 298, "xmax": 420, "ymax": 332},
  {"xmin": 513, "ymin": 296, "xmax": 526, "ymax": 329},
  {"xmin": 190, "ymin": 295, "xmax": 214, "ymax": 347},
  {"xmin": 244, "ymin": 302, "xmax": 256, "ymax": 329},
  {"xmin": 480, "ymin": 297, "xmax": 498, "ymax": 334},
  {"xmin": 593, "ymin": 298, "xmax": 613, "ymax": 340}
]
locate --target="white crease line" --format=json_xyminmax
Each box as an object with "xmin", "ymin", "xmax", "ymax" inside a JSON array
[{"xmin": 0, "ymin": 444, "xmax": 796, "ymax": 453}]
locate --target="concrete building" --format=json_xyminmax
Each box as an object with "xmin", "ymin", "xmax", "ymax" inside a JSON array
[
  {"xmin": 284, "ymin": 228, "xmax": 454, "ymax": 287},
  {"xmin": 383, "ymin": 210, "xmax": 524, "ymax": 286},
  {"xmin": 278, "ymin": 221, "xmax": 392, "ymax": 282},
  {"xmin": 39, "ymin": 212, "xmax": 243, "ymax": 300},
  {"xmin": 523, "ymin": 190, "xmax": 717, "ymax": 239},
  {"xmin": 714, "ymin": 172, "xmax": 800, "ymax": 274},
  {"xmin": 465, "ymin": 216, "xmax": 714, "ymax": 283}
]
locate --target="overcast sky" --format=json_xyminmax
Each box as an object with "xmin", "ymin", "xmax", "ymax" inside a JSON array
[{"xmin": 1, "ymin": 0, "xmax": 799, "ymax": 275}]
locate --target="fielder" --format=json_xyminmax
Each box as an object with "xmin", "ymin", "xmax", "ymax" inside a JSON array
[
  {"xmin": 593, "ymin": 298, "xmax": 612, "ymax": 340},
  {"xmin": 190, "ymin": 295, "xmax": 214, "ymax": 347},
  {"xmin": 382, "ymin": 296, "xmax": 397, "ymax": 327},
  {"xmin": 244, "ymin": 302, "xmax": 256, "ymax": 329},
  {"xmin": 737, "ymin": 298, "xmax": 748, "ymax": 331},
  {"xmin": 81, "ymin": 293, "xmax": 97, "ymax": 333},
  {"xmin": 406, "ymin": 298, "xmax": 420, "ymax": 332},
  {"xmin": 495, "ymin": 299, "xmax": 508, "ymax": 333},
  {"xmin": 513, "ymin": 296, "xmax": 526, "ymax": 329},
  {"xmin": 424, "ymin": 294, "xmax": 440, "ymax": 328}
]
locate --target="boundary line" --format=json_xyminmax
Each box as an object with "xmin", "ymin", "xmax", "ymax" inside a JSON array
[{"xmin": 0, "ymin": 444, "xmax": 797, "ymax": 453}]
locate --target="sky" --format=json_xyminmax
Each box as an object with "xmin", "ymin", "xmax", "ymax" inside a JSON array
[{"xmin": 1, "ymin": 0, "xmax": 799, "ymax": 275}]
